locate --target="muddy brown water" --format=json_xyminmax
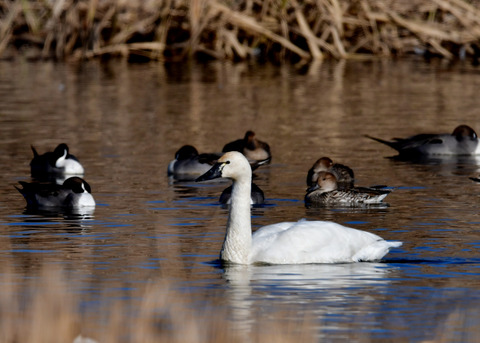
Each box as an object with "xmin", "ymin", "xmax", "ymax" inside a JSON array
[{"xmin": 0, "ymin": 58, "xmax": 479, "ymax": 341}]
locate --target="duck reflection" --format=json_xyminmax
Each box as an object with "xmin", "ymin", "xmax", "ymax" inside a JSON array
[
  {"xmin": 389, "ymin": 153, "xmax": 480, "ymax": 166},
  {"xmin": 6, "ymin": 210, "xmax": 96, "ymax": 276},
  {"xmin": 387, "ymin": 154, "xmax": 480, "ymax": 179},
  {"xmin": 305, "ymin": 202, "xmax": 390, "ymax": 217},
  {"xmin": 21, "ymin": 206, "xmax": 95, "ymax": 220},
  {"xmin": 12, "ymin": 208, "xmax": 95, "ymax": 238}
]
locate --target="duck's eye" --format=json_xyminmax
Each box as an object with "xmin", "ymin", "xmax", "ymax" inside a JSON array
[{"xmin": 225, "ymin": 161, "xmax": 230, "ymax": 164}]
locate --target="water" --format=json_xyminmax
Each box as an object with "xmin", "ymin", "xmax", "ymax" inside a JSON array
[{"xmin": 1, "ymin": 58, "xmax": 480, "ymax": 341}]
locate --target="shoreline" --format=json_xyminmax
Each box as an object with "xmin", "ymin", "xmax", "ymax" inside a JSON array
[{"xmin": 1, "ymin": 0, "xmax": 480, "ymax": 63}]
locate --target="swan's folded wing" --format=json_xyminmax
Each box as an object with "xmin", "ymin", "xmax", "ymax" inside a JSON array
[
  {"xmin": 252, "ymin": 221, "xmax": 296, "ymax": 238},
  {"xmin": 250, "ymin": 220, "xmax": 390, "ymax": 264}
]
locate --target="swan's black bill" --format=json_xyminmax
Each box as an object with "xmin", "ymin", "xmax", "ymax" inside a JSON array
[{"xmin": 196, "ymin": 163, "xmax": 223, "ymax": 182}]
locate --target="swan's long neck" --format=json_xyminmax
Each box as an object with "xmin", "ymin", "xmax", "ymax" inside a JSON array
[{"xmin": 221, "ymin": 175, "xmax": 252, "ymax": 264}]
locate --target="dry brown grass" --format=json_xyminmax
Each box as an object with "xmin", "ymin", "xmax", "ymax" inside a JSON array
[
  {"xmin": 1, "ymin": 0, "xmax": 480, "ymax": 62},
  {"xmin": 0, "ymin": 266, "xmax": 316, "ymax": 343}
]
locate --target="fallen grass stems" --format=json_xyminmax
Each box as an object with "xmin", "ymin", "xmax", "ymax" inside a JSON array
[{"xmin": 1, "ymin": 0, "xmax": 480, "ymax": 63}]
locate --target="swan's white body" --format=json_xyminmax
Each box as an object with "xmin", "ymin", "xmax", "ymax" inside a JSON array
[{"xmin": 197, "ymin": 152, "xmax": 402, "ymax": 265}]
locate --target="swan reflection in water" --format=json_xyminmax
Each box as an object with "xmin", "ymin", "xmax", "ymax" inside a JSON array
[{"xmin": 221, "ymin": 262, "xmax": 399, "ymax": 336}]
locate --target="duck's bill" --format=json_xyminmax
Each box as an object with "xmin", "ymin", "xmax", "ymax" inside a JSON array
[
  {"xmin": 306, "ymin": 184, "xmax": 319, "ymax": 193},
  {"xmin": 196, "ymin": 163, "xmax": 223, "ymax": 182},
  {"xmin": 249, "ymin": 157, "xmax": 271, "ymax": 170}
]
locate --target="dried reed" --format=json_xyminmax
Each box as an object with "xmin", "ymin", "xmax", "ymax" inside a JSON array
[{"xmin": 1, "ymin": 0, "xmax": 480, "ymax": 62}]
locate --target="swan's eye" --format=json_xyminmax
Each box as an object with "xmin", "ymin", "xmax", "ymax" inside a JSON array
[{"xmin": 225, "ymin": 161, "xmax": 230, "ymax": 164}]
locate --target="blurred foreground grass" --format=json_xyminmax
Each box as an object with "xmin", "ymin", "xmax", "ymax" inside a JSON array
[
  {"xmin": 0, "ymin": 266, "xmax": 316, "ymax": 343},
  {"xmin": 1, "ymin": 265, "xmax": 480, "ymax": 343}
]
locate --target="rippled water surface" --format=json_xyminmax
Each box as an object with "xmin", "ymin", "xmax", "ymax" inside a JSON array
[{"xmin": 1, "ymin": 58, "xmax": 480, "ymax": 341}]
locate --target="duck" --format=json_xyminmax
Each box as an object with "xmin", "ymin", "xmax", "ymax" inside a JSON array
[
  {"xmin": 305, "ymin": 171, "xmax": 391, "ymax": 206},
  {"xmin": 366, "ymin": 125, "xmax": 480, "ymax": 156},
  {"xmin": 306, "ymin": 157, "xmax": 354, "ymax": 189},
  {"xmin": 222, "ymin": 131, "xmax": 272, "ymax": 165},
  {"xmin": 196, "ymin": 151, "xmax": 401, "ymax": 264},
  {"xmin": 30, "ymin": 143, "xmax": 84, "ymax": 176},
  {"xmin": 168, "ymin": 145, "xmax": 221, "ymax": 181},
  {"xmin": 30, "ymin": 143, "xmax": 85, "ymax": 177},
  {"xmin": 219, "ymin": 182, "xmax": 265, "ymax": 205},
  {"xmin": 15, "ymin": 177, "xmax": 95, "ymax": 209}
]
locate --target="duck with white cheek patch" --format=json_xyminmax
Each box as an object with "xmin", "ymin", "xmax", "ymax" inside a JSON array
[{"xmin": 16, "ymin": 177, "xmax": 95, "ymax": 210}]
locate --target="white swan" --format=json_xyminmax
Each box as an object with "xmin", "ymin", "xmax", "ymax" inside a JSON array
[{"xmin": 196, "ymin": 151, "xmax": 402, "ymax": 265}]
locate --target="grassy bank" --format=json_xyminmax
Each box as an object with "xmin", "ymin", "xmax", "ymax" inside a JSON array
[{"xmin": 1, "ymin": 0, "xmax": 480, "ymax": 63}]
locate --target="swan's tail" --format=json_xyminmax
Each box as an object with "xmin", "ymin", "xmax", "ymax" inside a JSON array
[
  {"xmin": 353, "ymin": 240, "xmax": 402, "ymax": 262},
  {"xmin": 387, "ymin": 241, "xmax": 403, "ymax": 248}
]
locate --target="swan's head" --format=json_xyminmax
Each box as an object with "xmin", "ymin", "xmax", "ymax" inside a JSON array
[{"xmin": 196, "ymin": 151, "xmax": 251, "ymax": 182}]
